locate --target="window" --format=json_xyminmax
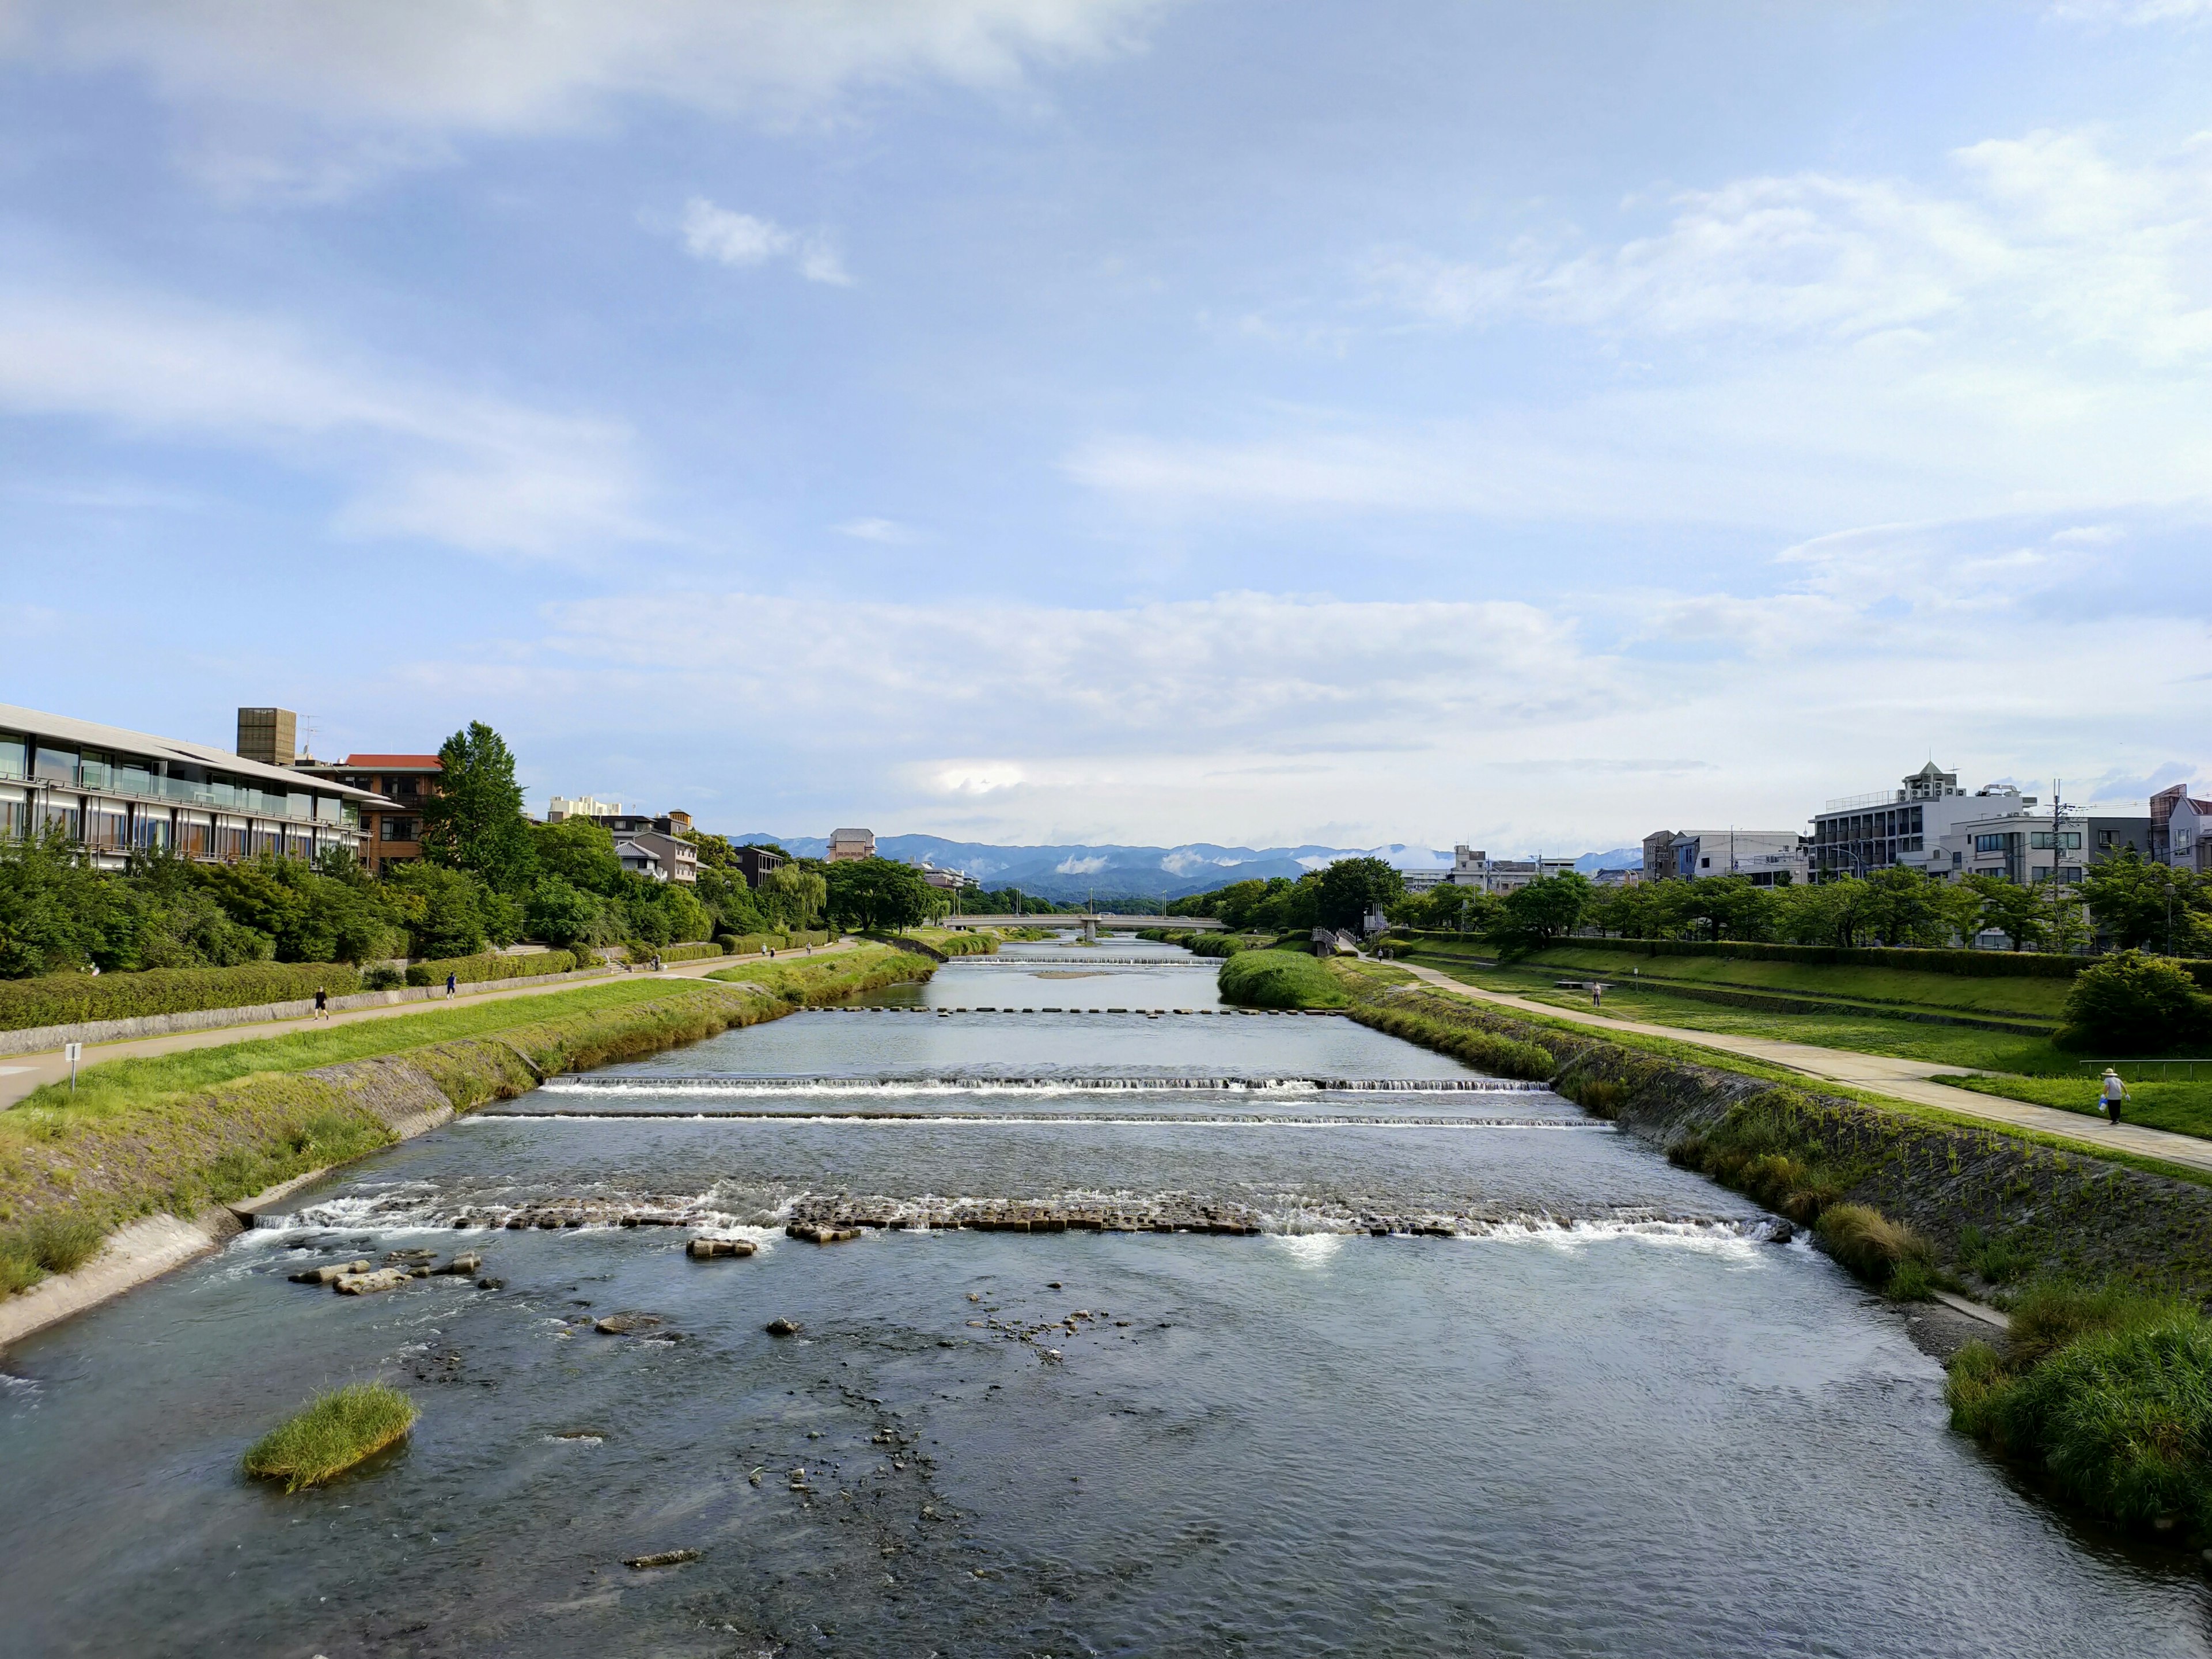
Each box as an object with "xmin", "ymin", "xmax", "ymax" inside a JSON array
[
  {"xmin": 117, "ymin": 759, "xmax": 156, "ymax": 796},
  {"xmin": 175, "ymin": 813, "xmax": 211, "ymax": 858},
  {"xmin": 0, "ymin": 734, "xmax": 21, "ymax": 781},
  {"xmin": 84, "ymin": 801, "xmax": 127, "ymax": 850},
  {"xmin": 1699, "ymin": 857, "xmax": 1710, "ymax": 869},
  {"xmin": 1976, "ymin": 834, "xmax": 2007, "ymax": 854},
  {"xmin": 0, "ymin": 785, "xmax": 24, "ymax": 839},
  {"xmin": 131, "ymin": 807, "xmax": 169, "ymax": 851},
  {"xmin": 1951, "ymin": 850, "xmax": 1963, "ymax": 868},
  {"xmin": 33, "ymin": 744, "xmax": 76, "ymax": 784},
  {"xmin": 2029, "ymin": 831, "xmax": 2082, "ymax": 851},
  {"xmin": 382, "ymin": 817, "xmax": 418, "ymax": 842},
  {"xmin": 79, "ymin": 751, "xmax": 113, "ymax": 790}
]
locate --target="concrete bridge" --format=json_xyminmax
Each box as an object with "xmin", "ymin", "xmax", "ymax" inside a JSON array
[{"xmin": 941, "ymin": 913, "xmax": 1225, "ymax": 944}]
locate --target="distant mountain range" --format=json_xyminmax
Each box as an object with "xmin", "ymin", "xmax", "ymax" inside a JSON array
[{"xmin": 722, "ymin": 833, "xmax": 1646, "ymax": 902}]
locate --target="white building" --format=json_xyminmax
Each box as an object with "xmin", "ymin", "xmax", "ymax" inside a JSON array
[
  {"xmin": 1440, "ymin": 845, "xmax": 1577, "ymax": 896},
  {"xmin": 2153, "ymin": 785, "xmax": 2212, "ymax": 873},
  {"xmin": 548, "ymin": 793, "xmax": 624, "ymax": 823},
  {"xmin": 1641, "ymin": 828, "xmax": 1807, "ymax": 887},
  {"xmin": 1809, "ymin": 763, "xmax": 2025, "ymax": 881}
]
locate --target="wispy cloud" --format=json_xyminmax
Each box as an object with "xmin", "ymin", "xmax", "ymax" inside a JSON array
[
  {"xmin": 680, "ymin": 198, "xmax": 851, "ymax": 285},
  {"xmin": 0, "ymin": 278, "xmax": 649, "ymax": 560},
  {"xmin": 834, "ymin": 516, "xmax": 917, "ymax": 543}
]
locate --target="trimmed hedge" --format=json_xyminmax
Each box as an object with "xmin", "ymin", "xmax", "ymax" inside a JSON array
[
  {"xmin": 653, "ymin": 942, "xmax": 728, "ymax": 965},
  {"xmin": 716, "ymin": 930, "xmax": 834, "ymax": 957},
  {"xmin": 0, "ymin": 962, "xmax": 368, "ymax": 1033},
  {"xmin": 406, "ymin": 950, "xmax": 580, "ymax": 988}
]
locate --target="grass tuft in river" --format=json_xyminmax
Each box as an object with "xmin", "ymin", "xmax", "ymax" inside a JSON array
[
  {"xmin": 1215, "ymin": 949, "xmax": 1351, "ymax": 1010},
  {"xmin": 243, "ymin": 1382, "xmax": 419, "ymax": 1493},
  {"xmin": 1949, "ymin": 1286, "xmax": 2212, "ymax": 1539}
]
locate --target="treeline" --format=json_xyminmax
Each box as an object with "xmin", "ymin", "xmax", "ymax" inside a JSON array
[
  {"xmin": 1389, "ymin": 849, "xmax": 2212, "ymax": 956},
  {"xmin": 1165, "ymin": 858, "xmax": 1406, "ymax": 935}
]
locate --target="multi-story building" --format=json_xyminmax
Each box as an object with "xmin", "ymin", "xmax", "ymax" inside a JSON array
[
  {"xmin": 1641, "ymin": 829, "xmax": 1808, "ymax": 887},
  {"xmin": 0, "ymin": 702, "xmax": 384, "ymax": 870},
  {"xmin": 1440, "ymin": 845, "xmax": 1577, "ymax": 895},
  {"xmin": 1930, "ymin": 808, "xmax": 2150, "ymax": 886},
  {"xmin": 295, "ymin": 752, "xmax": 442, "ymax": 874},
  {"xmin": 547, "ymin": 793, "xmax": 624, "ymax": 823},
  {"xmin": 1808, "ymin": 762, "xmax": 2027, "ymax": 881},
  {"xmin": 735, "ymin": 844, "xmax": 786, "ymax": 889},
  {"xmin": 591, "ymin": 812, "xmax": 698, "ymax": 884},
  {"xmin": 827, "ymin": 827, "xmax": 876, "ymax": 863},
  {"xmin": 915, "ymin": 857, "xmax": 976, "ymax": 895},
  {"xmin": 2150, "ymin": 785, "xmax": 2212, "ymax": 870}
]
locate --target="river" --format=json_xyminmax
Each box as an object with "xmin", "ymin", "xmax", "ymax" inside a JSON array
[{"xmin": 2, "ymin": 935, "xmax": 2204, "ymax": 1656}]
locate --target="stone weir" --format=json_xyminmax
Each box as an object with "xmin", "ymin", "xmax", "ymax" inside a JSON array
[
  {"xmin": 407, "ymin": 1193, "xmax": 1757, "ymax": 1241},
  {"xmin": 540, "ymin": 1074, "xmax": 1558, "ymax": 1093}
]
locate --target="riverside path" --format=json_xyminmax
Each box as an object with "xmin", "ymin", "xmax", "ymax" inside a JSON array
[{"xmin": 1391, "ymin": 959, "xmax": 2212, "ymax": 1178}]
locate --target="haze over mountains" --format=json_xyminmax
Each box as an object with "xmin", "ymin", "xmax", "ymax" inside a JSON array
[{"xmin": 728, "ymin": 834, "xmax": 1642, "ymax": 903}]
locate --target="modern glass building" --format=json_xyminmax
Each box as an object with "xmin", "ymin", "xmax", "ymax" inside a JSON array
[{"xmin": 0, "ymin": 702, "xmax": 389, "ymax": 869}]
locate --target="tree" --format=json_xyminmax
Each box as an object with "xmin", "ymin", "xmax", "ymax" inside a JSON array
[
  {"xmin": 382, "ymin": 862, "xmax": 492, "ymax": 958},
  {"xmin": 2082, "ymin": 846, "xmax": 2211, "ymax": 954},
  {"xmin": 1491, "ymin": 872, "xmax": 1594, "ymax": 954},
  {"xmin": 530, "ymin": 816, "xmax": 624, "ymax": 893},
  {"xmin": 2059, "ymin": 950, "xmax": 2212, "ymax": 1052},
  {"xmin": 1315, "ymin": 856, "xmax": 1405, "ymax": 932},
  {"xmin": 522, "ymin": 874, "xmax": 609, "ymax": 950},
  {"xmin": 418, "ymin": 722, "xmax": 535, "ymax": 892},
  {"xmin": 821, "ymin": 858, "xmax": 933, "ymax": 932},
  {"xmin": 762, "ymin": 863, "xmax": 828, "ymax": 930},
  {"xmin": 1664, "ymin": 876, "xmax": 1775, "ymax": 944},
  {"xmin": 1858, "ymin": 867, "xmax": 1969, "ymax": 948},
  {"xmin": 1965, "ymin": 875, "xmax": 2048, "ymax": 952},
  {"xmin": 1590, "ymin": 881, "xmax": 1675, "ymax": 940}
]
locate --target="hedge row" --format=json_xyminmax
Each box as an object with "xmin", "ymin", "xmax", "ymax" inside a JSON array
[
  {"xmin": 405, "ymin": 950, "xmax": 581, "ymax": 988},
  {"xmin": 716, "ymin": 929, "xmax": 832, "ymax": 957},
  {"xmin": 0, "ymin": 962, "xmax": 369, "ymax": 1033},
  {"xmin": 653, "ymin": 942, "xmax": 728, "ymax": 965}
]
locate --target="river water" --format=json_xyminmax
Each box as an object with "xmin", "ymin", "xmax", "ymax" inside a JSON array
[{"xmin": 2, "ymin": 936, "xmax": 2205, "ymax": 1657}]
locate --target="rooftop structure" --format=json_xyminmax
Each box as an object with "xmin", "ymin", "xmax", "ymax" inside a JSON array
[{"xmin": 548, "ymin": 793, "xmax": 624, "ymax": 823}]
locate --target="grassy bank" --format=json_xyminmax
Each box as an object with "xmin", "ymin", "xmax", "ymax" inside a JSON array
[
  {"xmin": 0, "ymin": 947, "xmax": 933, "ymax": 1299},
  {"xmin": 895, "ymin": 929, "xmax": 1001, "ymax": 958},
  {"xmin": 1398, "ymin": 950, "xmax": 2073, "ymax": 1074},
  {"xmin": 1942, "ymin": 1072, "xmax": 2212, "ymax": 1141},
  {"xmin": 1215, "ymin": 949, "xmax": 1349, "ymax": 1009},
  {"xmin": 243, "ymin": 1382, "xmax": 418, "ymax": 1492}
]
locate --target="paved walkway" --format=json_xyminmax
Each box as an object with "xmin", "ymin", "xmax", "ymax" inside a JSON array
[
  {"xmin": 1393, "ymin": 959, "xmax": 2212, "ymax": 1176},
  {"xmin": 0, "ymin": 942, "xmax": 855, "ymax": 1112}
]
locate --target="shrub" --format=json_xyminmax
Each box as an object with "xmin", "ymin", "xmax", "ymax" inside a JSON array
[
  {"xmin": 243, "ymin": 1382, "xmax": 419, "ymax": 1493},
  {"xmin": 1815, "ymin": 1202, "xmax": 1933, "ymax": 1287},
  {"xmin": 405, "ymin": 950, "xmax": 578, "ymax": 988},
  {"xmin": 2059, "ymin": 949, "xmax": 2212, "ymax": 1053},
  {"xmin": 655, "ymin": 942, "xmax": 728, "ymax": 964},
  {"xmin": 0, "ymin": 962, "xmax": 368, "ymax": 1033},
  {"xmin": 1217, "ymin": 949, "xmax": 1350, "ymax": 1009},
  {"xmin": 360, "ymin": 964, "xmax": 406, "ymax": 991}
]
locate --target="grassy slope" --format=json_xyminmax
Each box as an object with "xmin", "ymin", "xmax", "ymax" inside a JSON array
[
  {"xmin": 1944, "ymin": 1073, "xmax": 2212, "ymax": 1141},
  {"xmin": 1400, "ymin": 952, "xmax": 2074, "ymax": 1074},
  {"xmin": 1448, "ymin": 941, "xmax": 2074, "ymax": 1020},
  {"xmin": 0, "ymin": 948, "xmax": 933, "ymax": 1290}
]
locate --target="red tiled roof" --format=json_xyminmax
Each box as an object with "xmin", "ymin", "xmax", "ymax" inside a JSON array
[{"xmin": 343, "ymin": 754, "xmax": 442, "ymax": 768}]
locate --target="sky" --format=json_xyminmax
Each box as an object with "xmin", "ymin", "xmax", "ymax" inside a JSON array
[{"xmin": 1, "ymin": 0, "xmax": 2207, "ymax": 855}]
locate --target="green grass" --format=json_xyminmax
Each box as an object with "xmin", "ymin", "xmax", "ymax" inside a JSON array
[
  {"xmin": 707, "ymin": 946, "xmax": 935, "ymax": 1001},
  {"xmin": 1215, "ymin": 949, "xmax": 1349, "ymax": 1009},
  {"xmin": 1494, "ymin": 942, "xmax": 2073, "ymax": 1020},
  {"xmin": 1948, "ymin": 1287, "xmax": 2212, "ymax": 1538},
  {"xmin": 1402, "ymin": 952, "xmax": 2075, "ymax": 1074},
  {"xmin": 1941, "ymin": 1073, "xmax": 2212, "ymax": 1141},
  {"xmin": 243, "ymin": 1382, "xmax": 418, "ymax": 1493}
]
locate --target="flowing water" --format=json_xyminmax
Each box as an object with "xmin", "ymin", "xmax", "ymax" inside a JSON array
[{"xmin": 2, "ymin": 935, "xmax": 2206, "ymax": 1656}]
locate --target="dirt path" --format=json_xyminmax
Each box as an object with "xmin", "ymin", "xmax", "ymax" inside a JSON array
[
  {"xmin": 0, "ymin": 941, "xmax": 857, "ymax": 1112},
  {"xmin": 1391, "ymin": 959, "xmax": 2212, "ymax": 1176}
]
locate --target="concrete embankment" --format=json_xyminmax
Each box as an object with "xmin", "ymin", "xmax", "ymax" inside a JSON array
[
  {"xmin": 1351, "ymin": 983, "xmax": 2212, "ymax": 1306},
  {"xmin": 0, "ymin": 950, "xmax": 932, "ymax": 1350}
]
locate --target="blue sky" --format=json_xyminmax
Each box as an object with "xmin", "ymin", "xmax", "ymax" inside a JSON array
[{"xmin": 1, "ymin": 1, "xmax": 2207, "ymax": 853}]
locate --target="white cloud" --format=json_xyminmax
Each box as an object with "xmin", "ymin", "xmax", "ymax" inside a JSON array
[
  {"xmin": 680, "ymin": 198, "xmax": 853, "ymax": 285},
  {"xmin": 0, "ymin": 279, "xmax": 648, "ymax": 559},
  {"xmin": 835, "ymin": 517, "xmax": 918, "ymax": 543},
  {"xmin": 1, "ymin": 0, "xmax": 1169, "ymax": 195}
]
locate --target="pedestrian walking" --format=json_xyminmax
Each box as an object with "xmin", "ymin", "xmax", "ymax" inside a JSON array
[
  {"xmin": 1591, "ymin": 982, "xmax": 1603, "ymax": 1009},
  {"xmin": 2100, "ymin": 1067, "xmax": 2128, "ymax": 1126},
  {"xmin": 445, "ymin": 971, "xmax": 457, "ymax": 999},
  {"xmin": 313, "ymin": 986, "xmax": 329, "ymax": 1021}
]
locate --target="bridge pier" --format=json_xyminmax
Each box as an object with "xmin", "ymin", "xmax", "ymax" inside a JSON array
[{"xmin": 1083, "ymin": 917, "xmax": 1097, "ymax": 943}]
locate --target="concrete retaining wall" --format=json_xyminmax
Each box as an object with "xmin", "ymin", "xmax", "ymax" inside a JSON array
[{"xmin": 0, "ymin": 966, "xmax": 619, "ymax": 1058}]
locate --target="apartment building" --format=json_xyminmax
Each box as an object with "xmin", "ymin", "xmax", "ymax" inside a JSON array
[
  {"xmin": 1641, "ymin": 828, "xmax": 1808, "ymax": 887},
  {"xmin": 1440, "ymin": 845, "xmax": 1577, "ymax": 895},
  {"xmin": 735, "ymin": 844, "xmax": 786, "ymax": 889},
  {"xmin": 1808, "ymin": 762, "xmax": 2026, "ymax": 881},
  {"xmin": 547, "ymin": 793, "xmax": 624, "ymax": 823},
  {"xmin": 2151, "ymin": 785, "xmax": 2212, "ymax": 872},
  {"xmin": 0, "ymin": 701, "xmax": 383, "ymax": 870},
  {"xmin": 1930, "ymin": 808, "xmax": 2150, "ymax": 885},
  {"xmin": 591, "ymin": 812, "xmax": 699, "ymax": 884},
  {"xmin": 296, "ymin": 752, "xmax": 442, "ymax": 874}
]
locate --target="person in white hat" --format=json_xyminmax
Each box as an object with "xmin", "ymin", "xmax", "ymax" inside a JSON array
[{"xmin": 2100, "ymin": 1067, "xmax": 2127, "ymax": 1126}]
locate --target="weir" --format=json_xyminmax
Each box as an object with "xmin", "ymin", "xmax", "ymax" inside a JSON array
[{"xmin": 538, "ymin": 1074, "xmax": 1560, "ymax": 1093}]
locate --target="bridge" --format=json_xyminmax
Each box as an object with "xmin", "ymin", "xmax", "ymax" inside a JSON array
[{"xmin": 940, "ymin": 912, "xmax": 1225, "ymax": 943}]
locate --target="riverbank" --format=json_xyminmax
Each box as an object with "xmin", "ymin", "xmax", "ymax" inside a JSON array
[{"xmin": 0, "ymin": 946, "xmax": 934, "ymax": 1346}]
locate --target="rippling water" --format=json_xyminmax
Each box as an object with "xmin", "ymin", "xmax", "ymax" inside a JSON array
[{"xmin": 2, "ymin": 935, "xmax": 2205, "ymax": 1656}]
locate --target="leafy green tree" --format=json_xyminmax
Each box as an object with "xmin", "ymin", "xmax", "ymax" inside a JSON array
[
  {"xmin": 1665, "ymin": 876, "xmax": 1776, "ymax": 943},
  {"xmin": 0, "ymin": 829, "xmax": 115, "ymax": 975},
  {"xmin": 1590, "ymin": 881, "xmax": 1675, "ymax": 940},
  {"xmin": 1965, "ymin": 875, "xmax": 2044, "ymax": 950},
  {"xmin": 617, "ymin": 876, "xmax": 713, "ymax": 946},
  {"xmin": 522, "ymin": 874, "xmax": 609, "ymax": 950},
  {"xmin": 762, "ymin": 863, "xmax": 828, "ymax": 929},
  {"xmin": 822, "ymin": 858, "xmax": 933, "ymax": 931},
  {"xmin": 419, "ymin": 722, "xmax": 535, "ymax": 892},
  {"xmin": 1491, "ymin": 872, "xmax": 1594, "ymax": 954},
  {"xmin": 1857, "ymin": 868, "xmax": 1969, "ymax": 948},
  {"xmin": 529, "ymin": 816, "xmax": 624, "ymax": 893},
  {"xmin": 2082, "ymin": 846, "xmax": 2211, "ymax": 953},
  {"xmin": 2059, "ymin": 950, "xmax": 2212, "ymax": 1052},
  {"xmin": 1315, "ymin": 857, "xmax": 1405, "ymax": 932},
  {"xmin": 382, "ymin": 862, "xmax": 492, "ymax": 958},
  {"xmin": 694, "ymin": 867, "xmax": 767, "ymax": 935},
  {"xmin": 191, "ymin": 854, "xmax": 403, "ymax": 964}
]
